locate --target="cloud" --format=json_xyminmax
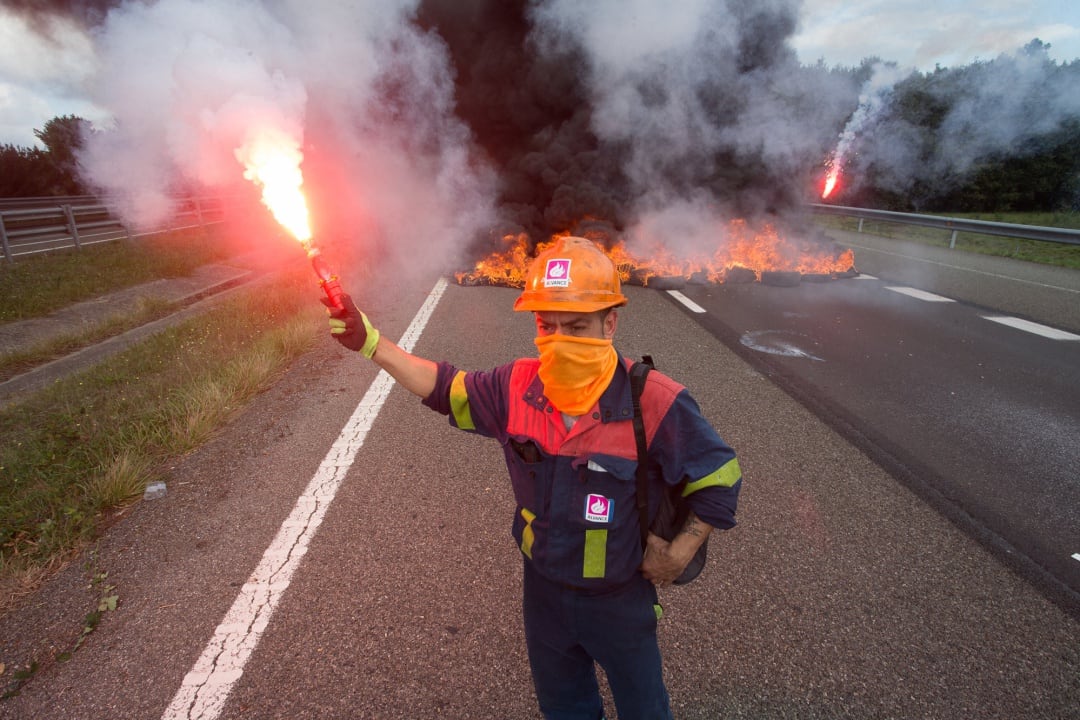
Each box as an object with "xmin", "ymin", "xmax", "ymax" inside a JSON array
[
  {"xmin": 793, "ymin": 0, "xmax": 1080, "ymax": 70},
  {"xmin": 0, "ymin": 7, "xmax": 109, "ymax": 145}
]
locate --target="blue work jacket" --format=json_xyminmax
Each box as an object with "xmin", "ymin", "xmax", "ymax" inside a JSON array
[{"xmin": 423, "ymin": 353, "xmax": 741, "ymax": 589}]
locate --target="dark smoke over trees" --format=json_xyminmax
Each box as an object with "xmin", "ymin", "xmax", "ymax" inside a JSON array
[{"xmin": 414, "ymin": 3, "xmax": 1080, "ymax": 238}]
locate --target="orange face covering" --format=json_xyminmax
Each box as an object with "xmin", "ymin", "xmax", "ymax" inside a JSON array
[{"xmin": 534, "ymin": 334, "xmax": 618, "ymax": 416}]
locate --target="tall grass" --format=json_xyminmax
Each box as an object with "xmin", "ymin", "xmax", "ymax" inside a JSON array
[{"xmin": 0, "ymin": 268, "xmax": 321, "ymax": 608}]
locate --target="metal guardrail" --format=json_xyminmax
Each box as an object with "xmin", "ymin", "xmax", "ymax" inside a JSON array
[
  {"xmin": 0, "ymin": 196, "xmax": 227, "ymax": 263},
  {"xmin": 809, "ymin": 203, "xmax": 1080, "ymax": 248},
  {"xmin": 4, "ymin": 196, "xmax": 1076, "ymax": 262}
]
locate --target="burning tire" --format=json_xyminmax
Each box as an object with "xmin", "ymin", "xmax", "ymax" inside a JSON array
[
  {"xmin": 761, "ymin": 271, "xmax": 801, "ymax": 287},
  {"xmin": 722, "ymin": 266, "xmax": 757, "ymax": 284}
]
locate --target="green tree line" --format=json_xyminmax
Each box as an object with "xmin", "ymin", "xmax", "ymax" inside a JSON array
[{"xmin": 1, "ymin": 115, "xmax": 90, "ymax": 197}]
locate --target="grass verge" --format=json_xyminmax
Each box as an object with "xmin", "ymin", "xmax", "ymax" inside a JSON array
[
  {"xmin": 812, "ymin": 211, "xmax": 1080, "ymax": 269},
  {"xmin": 0, "ymin": 266, "xmax": 322, "ymax": 612}
]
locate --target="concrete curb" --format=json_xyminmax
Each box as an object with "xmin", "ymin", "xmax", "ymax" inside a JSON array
[{"xmin": 0, "ymin": 267, "xmax": 259, "ymax": 405}]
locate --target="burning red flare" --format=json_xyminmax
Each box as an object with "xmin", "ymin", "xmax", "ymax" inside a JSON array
[
  {"xmin": 822, "ymin": 164, "xmax": 840, "ymax": 199},
  {"xmin": 235, "ymin": 128, "xmax": 347, "ymax": 309},
  {"xmin": 236, "ymin": 128, "xmax": 313, "ymax": 243}
]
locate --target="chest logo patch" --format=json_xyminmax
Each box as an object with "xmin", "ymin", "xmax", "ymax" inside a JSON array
[{"xmin": 584, "ymin": 493, "xmax": 614, "ymax": 523}]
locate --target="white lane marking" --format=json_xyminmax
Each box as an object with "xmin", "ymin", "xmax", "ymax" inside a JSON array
[
  {"xmin": 666, "ymin": 290, "xmax": 706, "ymax": 313},
  {"xmin": 842, "ymin": 241, "xmax": 1080, "ymax": 295},
  {"xmin": 163, "ymin": 277, "xmax": 449, "ymax": 720},
  {"xmin": 1073, "ymin": 553, "xmax": 1080, "ymax": 563},
  {"xmin": 982, "ymin": 316, "xmax": 1080, "ymax": 341},
  {"xmin": 854, "ymin": 273, "xmax": 878, "ymax": 279},
  {"xmin": 885, "ymin": 286, "xmax": 956, "ymax": 302}
]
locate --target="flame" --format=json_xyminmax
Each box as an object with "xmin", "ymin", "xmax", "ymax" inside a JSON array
[
  {"xmin": 822, "ymin": 164, "xmax": 840, "ymax": 199},
  {"xmin": 456, "ymin": 220, "xmax": 855, "ymax": 287},
  {"xmin": 236, "ymin": 129, "xmax": 312, "ymax": 243}
]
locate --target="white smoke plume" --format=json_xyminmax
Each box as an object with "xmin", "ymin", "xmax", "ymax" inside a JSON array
[
  {"xmin": 932, "ymin": 47, "xmax": 1080, "ymax": 177},
  {"xmin": 822, "ymin": 62, "xmax": 910, "ymax": 198},
  {"xmin": 77, "ymin": 0, "xmax": 496, "ymax": 278},
  {"xmin": 841, "ymin": 43, "xmax": 1080, "ymax": 206}
]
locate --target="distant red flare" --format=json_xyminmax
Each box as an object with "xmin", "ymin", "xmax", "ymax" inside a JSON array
[{"xmin": 822, "ymin": 165, "xmax": 840, "ymax": 199}]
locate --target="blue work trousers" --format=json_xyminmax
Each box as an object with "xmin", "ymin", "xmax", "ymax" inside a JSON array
[{"xmin": 522, "ymin": 560, "xmax": 673, "ymax": 720}]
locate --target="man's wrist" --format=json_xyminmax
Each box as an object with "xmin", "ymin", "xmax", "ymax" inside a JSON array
[{"xmin": 359, "ymin": 314, "xmax": 380, "ymax": 358}]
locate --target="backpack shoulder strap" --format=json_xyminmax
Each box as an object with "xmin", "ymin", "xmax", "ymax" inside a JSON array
[{"xmin": 629, "ymin": 359, "xmax": 652, "ymax": 550}]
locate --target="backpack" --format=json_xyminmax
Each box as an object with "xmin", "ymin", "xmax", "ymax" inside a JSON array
[{"xmin": 629, "ymin": 356, "xmax": 708, "ymax": 585}]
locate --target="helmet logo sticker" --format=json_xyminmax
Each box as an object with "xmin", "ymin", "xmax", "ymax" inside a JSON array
[
  {"xmin": 584, "ymin": 493, "xmax": 613, "ymax": 523},
  {"xmin": 543, "ymin": 259, "xmax": 571, "ymax": 288}
]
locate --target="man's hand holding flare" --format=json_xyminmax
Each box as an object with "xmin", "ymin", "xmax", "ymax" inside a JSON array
[{"xmin": 324, "ymin": 295, "xmax": 380, "ymax": 359}]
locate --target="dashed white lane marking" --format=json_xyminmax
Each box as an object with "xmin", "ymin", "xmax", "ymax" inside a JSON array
[
  {"xmin": 162, "ymin": 278, "xmax": 449, "ymax": 720},
  {"xmin": 981, "ymin": 316, "xmax": 1080, "ymax": 341},
  {"xmin": 1073, "ymin": 553, "xmax": 1080, "ymax": 563},
  {"xmin": 667, "ymin": 290, "xmax": 707, "ymax": 313},
  {"xmin": 885, "ymin": 286, "xmax": 956, "ymax": 302},
  {"xmin": 843, "ymin": 241, "xmax": 1080, "ymax": 295}
]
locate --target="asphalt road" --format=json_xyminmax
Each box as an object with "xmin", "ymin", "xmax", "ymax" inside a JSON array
[
  {"xmin": 668, "ymin": 248, "xmax": 1080, "ymax": 609},
  {"xmin": 2, "ymin": 238, "xmax": 1079, "ymax": 719}
]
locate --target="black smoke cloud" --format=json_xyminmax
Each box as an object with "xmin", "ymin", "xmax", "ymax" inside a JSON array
[
  {"xmin": 419, "ymin": 0, "xmax": 857, "ymax": 254},
  {"xmin": 416, "ymin": 0, "xmax": 626, "ymax": 239}
]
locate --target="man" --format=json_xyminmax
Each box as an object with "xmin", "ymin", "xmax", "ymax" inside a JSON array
[{"xmin": 327, "ymin": 235, "xmax": 741, "ymax": 720}]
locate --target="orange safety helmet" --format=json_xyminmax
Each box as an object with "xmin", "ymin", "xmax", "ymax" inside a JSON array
[{"xmin": 513, "ymin": 235, "xmax": 628, "ymax": 313}]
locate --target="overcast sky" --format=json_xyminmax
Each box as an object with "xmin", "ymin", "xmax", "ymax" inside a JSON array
[
  {"xmin": 792, "ymin": 0, "xmax": 1080, "ymax": 71},
  {"xmin": 1, "ymin": 0, "xmax": 1078, "ymax": 148}
]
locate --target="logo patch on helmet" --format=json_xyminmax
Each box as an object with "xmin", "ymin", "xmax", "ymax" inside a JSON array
[
  {"xmin": 543, "ymin": 259, "xmax": 571, "ymax": 288},
  {"xmin": 584, "ymin": 493, "xmax": 613, "ymax": 523}
]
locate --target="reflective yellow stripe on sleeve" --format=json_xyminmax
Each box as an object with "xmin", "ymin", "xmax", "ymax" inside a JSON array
[
  {"xmin": 520, "ymin": 508, "xmax": 536, "ymax": 559},
  {"xmin": 682, "ymin": 457, "xmax": 741, "ymax": 496},
  {"xmin": 583, "ymin": 529, "xmax": 607, "ymax": 578},
  {"xmin": 449, "ymin": 370, "xmax": 475, "ymax": 430}
]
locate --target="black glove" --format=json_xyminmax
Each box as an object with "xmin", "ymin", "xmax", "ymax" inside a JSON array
[{"xmin": 324, "ymin": 294, "xmax": 380, "ymax": 358}]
